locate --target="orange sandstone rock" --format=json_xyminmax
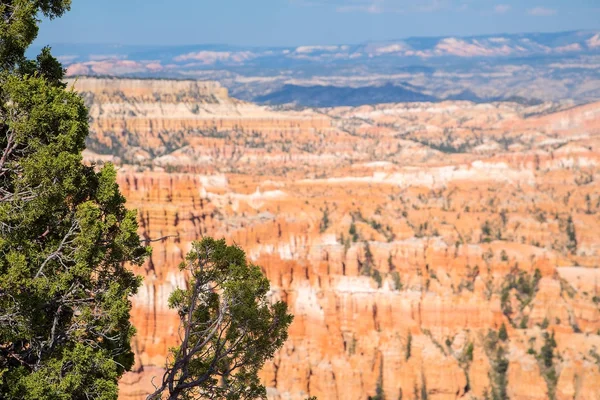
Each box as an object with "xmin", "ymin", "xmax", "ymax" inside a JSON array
[{"xmin": 71, "ymin": 78, "xmax": 600, "ymax": 400}]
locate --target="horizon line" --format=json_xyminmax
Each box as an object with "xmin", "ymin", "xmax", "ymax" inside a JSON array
[{"xmin": 31, "ymin": 28, "xmax": 599, "ymax": 50}]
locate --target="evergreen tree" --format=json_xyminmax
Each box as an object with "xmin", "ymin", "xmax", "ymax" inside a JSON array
[
  {"xmin": 148, "ymin": 238, "xmax": 293, "ymax": 400},
  {"xmin": 1, "ymin": 0, "xmax": 72, "ymax": 70},
  {"xmin": 0, "ymin": 1, "xmax": 150, "ymax": 398},
  {"xmin": 565, "ymin": 215, "xmax": 577, "ymax": 255},
  {"xmin": 498, "ymin": 323, "xmax": 508, "ymax": 342}
]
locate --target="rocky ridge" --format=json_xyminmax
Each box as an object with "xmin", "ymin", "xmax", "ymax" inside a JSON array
[{"xmin": 71, "ymin": 78, "xmax": 600, "ymax": 400}]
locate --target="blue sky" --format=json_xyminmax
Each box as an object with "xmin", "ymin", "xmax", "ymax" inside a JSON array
[{"xmin": 35, "ymin": 0, "xmax": 600, "ymax": 47}]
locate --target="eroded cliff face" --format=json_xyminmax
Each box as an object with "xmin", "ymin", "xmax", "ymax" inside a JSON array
[{"xmin": 72, "ymin": 78, "xmax": 600, "ymax": 400}]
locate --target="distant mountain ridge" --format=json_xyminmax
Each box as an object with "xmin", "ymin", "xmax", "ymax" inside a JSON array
[
  {"xmin": 35, "ymin": 30, "xmax": 600, "ymax": 106},
  {"xmin": 255, "ymin": 84, "xmax": 547, "ymax": 107},
  {"xmin": 34, "ymin": 30, "xmax": 600, "ymax": 71},
  {"xmin": 256, "ymin": 84, "xmax": 438, "ymax": 107}
]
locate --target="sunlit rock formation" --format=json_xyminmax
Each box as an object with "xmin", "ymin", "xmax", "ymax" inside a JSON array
[{"xmin": 70, "ymin": 78, "xmax": 600, "ymax": 400}]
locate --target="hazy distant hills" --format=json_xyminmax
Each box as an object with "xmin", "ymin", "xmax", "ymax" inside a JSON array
[
  {"xmin": 35, "ymin": 30, "xmax": 600, "ymax": 106},
  {"xmin": 36, "ymin": 30, "xmax": 600, "ymax": 69},
  {"xmin": 256, "ymin": 84, "xmax": 439, "ymax": 107}
]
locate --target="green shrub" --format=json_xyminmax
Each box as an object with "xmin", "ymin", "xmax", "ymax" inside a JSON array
[{"xmin": 499, "ymin": 323, "xmax": 509, "ymax": 341}]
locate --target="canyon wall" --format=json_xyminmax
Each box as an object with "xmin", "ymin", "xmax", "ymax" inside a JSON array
[{"xmin": 72, "ymin": 78, "xmax": 600, "ymax": 400}]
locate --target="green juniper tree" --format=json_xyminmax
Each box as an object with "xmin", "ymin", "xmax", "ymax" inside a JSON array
[
  {"xmin": 498, "ymin": 323, "xmax": 508, "ymax": 342},
  {"xmin": 1, "ymin": 0, "xmax": 71, "ymax": 70},
  {"xmin": 0, "ymin": 1, "xmax": 150, "ymax": 398},
  {"xmin": 1, "ymin": 3, "xmax": 292, "ymax": 399},
  {"xmin": 148, "ymin": 238, "xmax": 293, "ymax": 400}
]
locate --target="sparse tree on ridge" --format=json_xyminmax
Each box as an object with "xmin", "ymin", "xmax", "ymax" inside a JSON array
[{"xmin": 147, "ymin": 238, "xmax": 293, "ymax": 400}]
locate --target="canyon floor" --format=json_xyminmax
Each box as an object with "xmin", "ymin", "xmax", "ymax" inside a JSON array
[{"xmin": 71, "ymin": 77, "xmax": 600, "ymax": 400}]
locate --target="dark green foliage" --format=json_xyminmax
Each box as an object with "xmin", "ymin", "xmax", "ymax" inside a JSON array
[
  {"xmin": 347, "ymin": 335, "xmax": 357, "ymax": 355},
  {"xmin": 405, "ymin": 333, "xmax": 412, "ymax": 361},
  {"xmin": 500, "ymin": 268, "xmax": 541, "ymax": 322},
  {"xmin": 484, "ymin": 330, "xmax": 509, "ymax": 400},
  {"xmin": 0, "ymin": 77, "xmax": 149, "ymax": 395},
  {"xmin": 481, "ymin": 220, "xmax": 493, "ymax": 243},
  {"xmin": 351, "ymin": 209, "xmax": 397, "ymax": 242},
  {"xmin": 498, "ymin": 323, "xmax": 508, "ymax": 341},
  {"xmin": 369, "ymin": 219, "xmax": 382, "ymax": 231},
  {"xmin": 0, "ymin": 0, "xmax": 71, "ymax": 70},
  {"xmin": 148, "ymin": 238, "xmax": 293, "ymax": 400},
  {"xmin": 449, "ymin": 339, "xmax": 474, "ymax": 397},
  {"xmin": 408, "ymin": 133, "xmax": 470, "ymax": 154},
  {"xmin": 492, "ymin": 347, "xmax": 509, "ymax": 400},
  {"xmin": 349, "ymin": 221, "xmax": 358, "ymax": 242},
  {"xmin": 369, "ymin": 360, "xmax": 384, "ymax": 400},
  {"xmin": 565, "ymin": 215, "xmax": 577, "ymax": 255},
  {"xmin": 358, "ymin": 241, "xmax": 384, "ymax": 288},
  {"xmin": 423, "ymin": 329, "xmax": 446, "ymax": 356},
  {"xmin": 0, "ymin": 5, "xmax": 150, "ymax": 398},
  {"xmin": 390, "ymin": 271, "xmax": 402, "ymax": 291},
  {"xmin": 464, "ymin": 342, "xmax": 474, "ymax": 363},
  {"xmin": 585, "ymin": 194, "xmax": 593, "ymax": 215},
  {"xmin": 372, "ymin": 269, "xmax": 383, "ymax": 288},
  {"xmin": 499, "ymin": 209, "xmax": 508, "ymax": 226},
  {"xmin": 0, "ymin": 54, "xmax": 148, "ymax": 400},
  {"xmin": 360, "ymin": 241, "xmax": 374, "ymax": 276},
  {"xmin": 387, "ymin": 253, "xmax": 396, "ymax": 271},
  {"xmin": 533, "ymin": 268, "xmax": 542, "ymax": 286},
  {"xmin": 589, "ymin": 348, "xmax": 600, "ymax": 370},
  {"xmin": 420, "ymin": 374, "xmax": 428, "ymax": 400},
  {"xmin": 540, "ymin": 332, "xmax": 556, "ymax": 369},
  {"xmin": 19, "ymin": 46, "xmax": 66, "ymax": 85},
  {"xmin": 480, "ymin": 219, "xmax": 502, "ymax": 243},
  {"xmin": 537, "ymin": 331, "xmax": 558, "ymax": 400},
  {"xmin": 319, "ymin": 206, "xmax": 330, "ymax": 233},
  {"xmin": 534, "ymin": 210, "xmax": 547, "ymax": 224},
  {"xmin": 559, "ymin": 278, "xmax": 577, "ymax": 299}
]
